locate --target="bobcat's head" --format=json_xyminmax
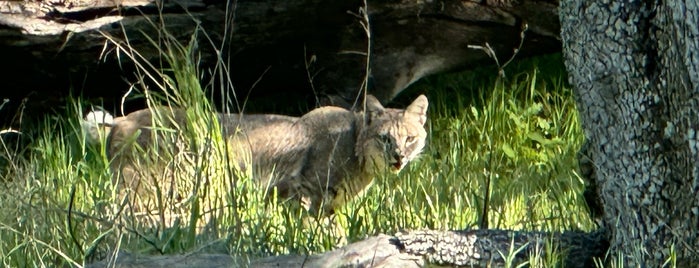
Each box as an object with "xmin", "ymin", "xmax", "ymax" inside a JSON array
[{"xmin": 357, "ymin": 94, "xmax": 428, "ymax": 174}]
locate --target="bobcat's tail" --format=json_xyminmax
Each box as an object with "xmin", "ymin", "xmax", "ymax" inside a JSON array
[{"xmin": 82, "ymin": 108, "xmax": 115, "ymax": 144}]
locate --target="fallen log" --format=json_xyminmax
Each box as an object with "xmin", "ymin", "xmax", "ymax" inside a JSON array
[
  {"xmin": 0, "ymin": 0, "xmax": 560, "ymax": 125},
  {"xmin": 86, "ymin": 229, "xmax": 608, "ymax": 268}
]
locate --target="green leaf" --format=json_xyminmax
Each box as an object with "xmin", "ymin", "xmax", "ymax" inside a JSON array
[{"xmin": 502, "ymin": 143, "xmax": 517, "ymax": 159}]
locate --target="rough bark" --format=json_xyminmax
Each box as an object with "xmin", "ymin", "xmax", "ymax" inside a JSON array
[
  {"xmin": 560, "ymin": 0, "xmax": 699, "ymax": 266},
  {"xmin": 0, "ymin": 0, "xmax": 560, "ymax": 125},
  {"xmin": 86, "ymin": 229, "xmax": 608, "ymax": 268}
]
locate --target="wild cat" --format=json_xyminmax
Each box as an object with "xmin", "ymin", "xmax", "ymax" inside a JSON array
[{"xmin": 84, "ymin": 95, "xmax": 428, "ymax": 216}]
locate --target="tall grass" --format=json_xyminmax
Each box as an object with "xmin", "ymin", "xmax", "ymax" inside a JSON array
[
  {"xmin": 378, "ymin": 60, "xmax": 591, "ymax": 233},
  {"xmin": 0, "ymin": 22, "xmax": 595, "ymax": 267}
]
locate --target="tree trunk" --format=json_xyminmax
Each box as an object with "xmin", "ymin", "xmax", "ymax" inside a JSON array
[
  {"xmin": 560, "ymin": 1, "xmax": 699, "ymax": 266},
  {"xmin": 0, "ymin": 0, "xmax": 560, "ymax": 124}
]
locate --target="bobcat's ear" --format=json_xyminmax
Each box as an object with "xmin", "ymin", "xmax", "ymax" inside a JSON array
[
  {"xmin": 365, "ymin": 95, "xmax": 384, "ymax": 113},
  {"xmin": 365, "ymin": 95, "xmax": 384, "ymax": 124},
  {"xmin": 404, "ymin": 94, "xmax": 428, "ymax": 125}
]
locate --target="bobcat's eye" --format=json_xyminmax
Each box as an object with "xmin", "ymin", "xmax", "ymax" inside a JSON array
[{"xmin": 405, "ymin": 136, "xmax": 415, "ymax": 144}]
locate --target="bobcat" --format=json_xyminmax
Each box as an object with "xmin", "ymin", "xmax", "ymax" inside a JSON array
[{"xmin": 84, "ymin": 95, "xmax": 428, "ymax": 216}]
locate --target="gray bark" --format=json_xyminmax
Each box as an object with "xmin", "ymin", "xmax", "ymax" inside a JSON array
[
  {"xmin": 560, "ymin": 0, "xmax": 699, "ymax": 266},
  {"xmin": 86, "ymin": 229, "xmax": 607, "ymax": 268}
]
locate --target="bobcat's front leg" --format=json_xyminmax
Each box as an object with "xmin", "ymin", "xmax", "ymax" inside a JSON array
[
  {"xmin": 302, "ymin": 190, "xmax": 337, "ymax": 217},
  {"xmin": 271, "ymin": 178, "xmax": 334, "ymax": 216}
]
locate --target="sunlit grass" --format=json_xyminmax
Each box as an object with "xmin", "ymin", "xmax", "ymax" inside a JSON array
[{"xmin": 0, "ymin": 26, "xmax": 599, "ymax": 267}]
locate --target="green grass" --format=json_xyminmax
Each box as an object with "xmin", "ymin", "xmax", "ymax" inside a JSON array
[{"xmin": 0, "ymin": 26, "xmax": 597, "ymax": 267}]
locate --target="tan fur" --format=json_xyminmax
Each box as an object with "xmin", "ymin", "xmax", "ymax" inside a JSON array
[{"xmin": 88, "ymin": 95, "xmax": 428, "ymax": 216}]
